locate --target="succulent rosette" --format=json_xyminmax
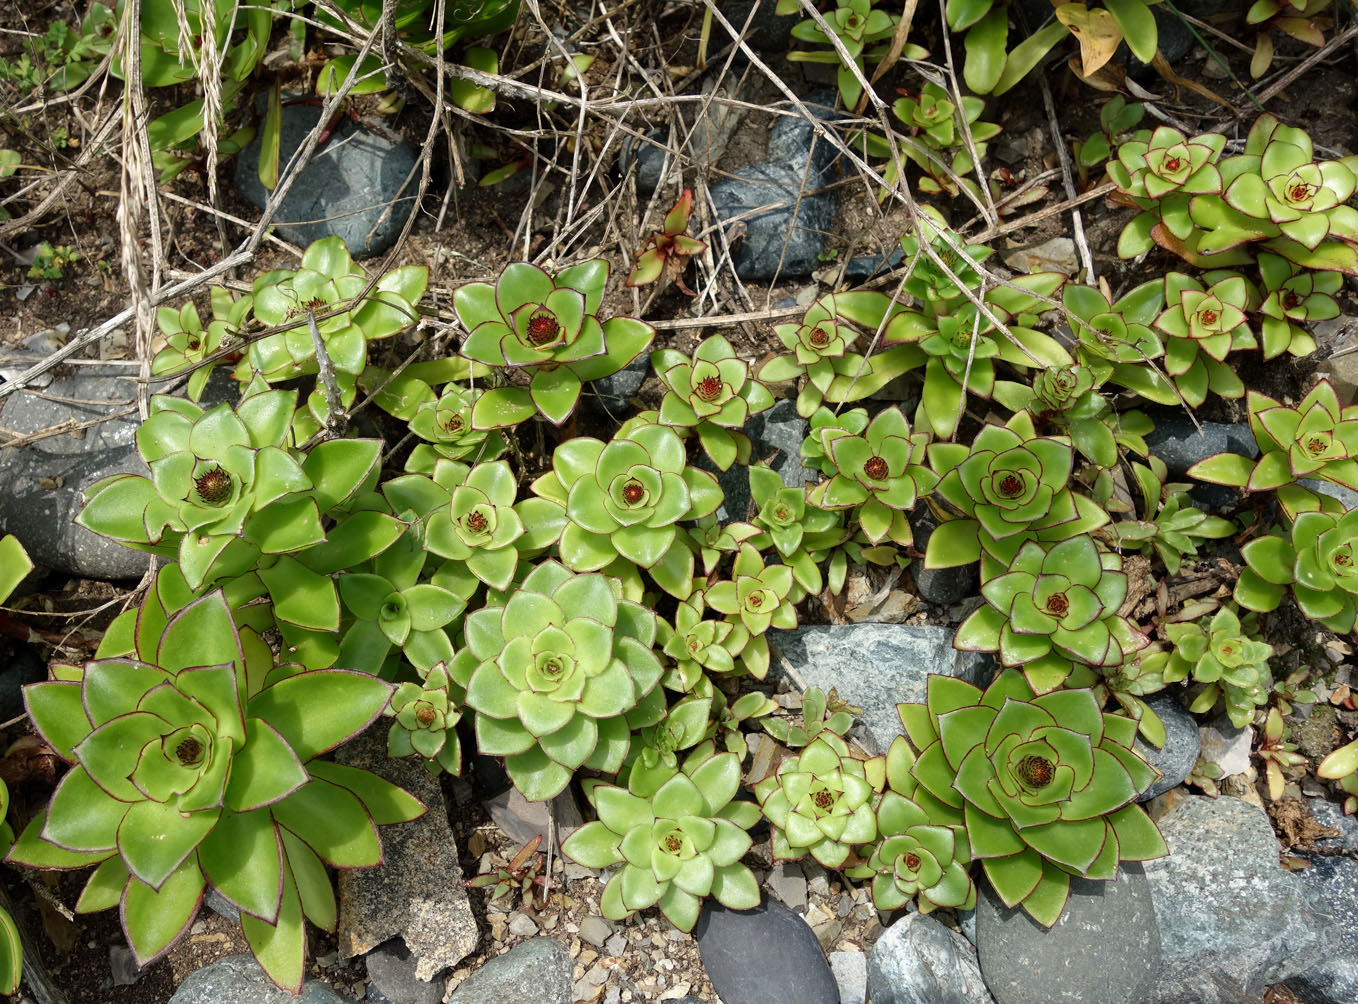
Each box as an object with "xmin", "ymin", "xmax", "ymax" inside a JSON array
[
  {"xmin": 773, "ymin": 293, "xmax": 885, "ymax": 367},
  {"xmin": 755, "ymin": 733, "xmax": 883, "ymax": 868},
  {"xmin": 10, "ymin": 576, "xmax": 416, "ymax": 989},
  {"xmin": 957, "ymin": 535, "xmax": 1137, "ymax": 670},
  {"xmin": 652, "ymin": 335, "xmax": 775, "ymax": 470},
  {"xmin": 1256, "ymin": 252, "xmax": 1340, "ymax": 360},
  {"xmin": 927, "ymin": 414, "xmax": 1107, "ymax": 570},
  {"xmin": 562, "ymin": 742, "xmax": 762, "ymax": 931},
  {"xmin": 531, "ymin": 423, "xmax": 720, "ymax": 594},
  {"xmin": 386, "ymin": 663, "xmax": 462, "ymax": 774},
  {"xmin": 1151, "ymin": 272, "xmax": 1258, "ymax": 405},
  {"xmin": 406, "ymin": 382, "xmax": 507, "ymax": 471},
  {"xmin": 1159, "ymin": 606, "xmax": 1273, "ymax": 727},
  {"xmin": 450, "ymin": 561, "xmax": 665, "ymax": 801},
  {"xmin": 454, "ymin": 259, "xmax": 655, "ymax": 426},
  {"xmin": 900, "ymin": 672, "xmax": 1167, "ymax": 927},
  {"xmin": 705, "ymin": 542, "xmax": 797, "ymax": 639},
  {"xmin": 808, "ymin": 406, "xmax": 936, "ymax": 546},
  {"xmin": 658, "ymin": 595, "xmax": 750, "ymax": 692},
  {"xmin": 1239, "ymin": 508, "xmax": 1358, "ymax": 633},
  {"xmin": 421, "ymin": 460, "xmax": 532, "ymax": 592},
  {"xmin": 847, "ymin": 737, "xmax": 976, "ymax": 914},
  {"xmin": 1108, "ymin": 126, "xmax": 1225, "ymax": 201},
  {"xmin": 750, "ymin": 464, "xmax": 847, "ymax": 596}
]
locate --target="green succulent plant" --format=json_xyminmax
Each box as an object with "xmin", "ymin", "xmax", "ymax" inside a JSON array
[
  {"xmin": 386, "ymin": 662, "xmax": 462, "ymax": 774},
  {"xmin": 454, "ymin": 259, "xmax": 655, "ymax": 426},
  {"xmin": 1061, "ymin": 279, "xmax": 1175, "ymax": 406},
  {"xmin": 152, "ymin": 286, "xmax": 251, "ymax": 402},
  {"xmin": 563, "ymin": 741, "xmax": 762, "ymax": 931},
  {"xmin": 1108, "ymin": 125, "xmax": 1228, "ymax": 255},
  {"xmin": 406, "ymin": 382, "xmax": 507, "ymax": 471},
  {"xmin": 1151, "ymin": 271, "xmax": 1259, "ymax": 405},
  {"xmin": 749, "ymin": 464, "xmax": 847, "ymax": 596},
  {"xmin": 652, "ymin": 335, "xmax": 774, "ymax": 470},
  {"xmin": 754, "ymin": 732, "xmax": 883, "ymax": 868},
  {"xmin": 1190, "ymin": 381, "xmax": 1358, "ymax": 515},
  {"xmin": 627, "ymin": 188, "xmax": 707, "ymax": 295},
  {"xmin": 10, "ymin": 576, "xmax": 420, "ymax": 991},
  {"xmin": 925, "ymin": 412, "xmax": 1108, "ymax": 569},
  {"xmin": 760, "ymin": 687, "xmax": 861, "ymax": 749},
  {"xmin": 1092, "ymin": 458, "xmax": 1234, "ymax": 575},
  {"xmin": 780, "ymin": 0, "xmax": 902, "ymax": 109},
  {"xmin": 807, "ymin": 406, "xmax": 937, "ymax": 548},
  {"xmin": 658, "ymin": 594, "xmax": 751, "ymax": 692},
  {"xmin": 704, "ymin": 542, "xmax": 798, "ymax": 664},
  {"xmin": 530, "ymin": 423, "xmax": 721, "ymax": 596},
  {"xmin": 449, "ymin": 561, "xmax": 665, "ymax": 801},
  {"xmin": 1154, "ymin": 605, "xmax": 1274, "ymax": 727},
  {"xmin": 900, "ymin": 671, "xmax": 1167, "ymax": 927},
  {"xmin": 0, "ymin": 536, "xmax": 32, "ymax": 994},
  {"xmin": 1256, "ymin": 251, "xmax": 1339, "ymax": 359},
  {"xmin": 994, "ymin": 364, "xmax": 1152, "ymax": 470},
  {"xmin": 1237, "ymin": 507, "xmax": 1358, "ymax": 633},
  {"xmin": 956, "ymin": 535, "xmax": 1140, "ymax": 692},
  {"xmin": 846, "ymin": 737, "xmax": 976, "ymax": 914},
  {"xmin": 76, "ymin": 389, "xmax": 383, "ymax": 604}
]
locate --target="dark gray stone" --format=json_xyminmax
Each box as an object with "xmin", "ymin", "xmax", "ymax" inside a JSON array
[
  {"xmin": 842, "ymin": 248, "xmax": 906, "ymax": 281},
  {"xmin": 1288, "ymin": 853, "xmax": 1358, "ymax": 1004},
  {"xmin": 1143, "ymin": 795, "xmax": 1338, "ymax": 1003},
  {"xmin": 702, "ymin": 399, "xmax": 811, "ymax": 523},
  {"xmin": 707, "ymin": 94, "xmax": 840, "ymax": 280},
  {"xmin": 205, "ymin": 887, "xmax": 241, "ymax": 924},
  {"xmin": 867, "ymin": 911, "xmax": 994, "ymax": 1004},
  {"xmin": 770, "ymin": 624, "xmax": 995, "ymax": 755},
  {"xmin": 0, "ymin": 366, "xmax": 153, "ymax": 580},
  {"xmin": 693, "ymin": 896, "xmax": 838, "ymax": 1004},
  {"xmin": 168, "ymin": 955, "xmax": 352, "ymax": 1004},
  {"xmin": 447, "ymin": 938, "xmax": 571, "ymax": 1004},
  {"xmin": 1304, "ymin": 479, "xmax": 1358, "ymax": 511},
  {"xmin": 720, "ymin": 0, "xmax": 795, "ymax": 54},
  {"xmin": 109, "ymin": 946, "xmax": 141, "ymax": 987},
  {"xmin": 364, "ymin": 940, "xmax": 441, "ymax": 1004},
  {"xmin": 582, "ymin": 354, "xmax": 649, "ymax": 418},
  {"xmin": 0, "ymin": 641, "xmax": 46, "ymax": 724},
  {"xmin": 1306, "ymin": 796, "xmax": 1358, "ymax": 851},
  {"xmin": 976, "ymin": 864, "xmax": 1160, "ymax": 1004},
  {"xmin": 235, "ymin": 99, "xmax": 416, "ymax": 258},
  {"xmin": 908, "ymin": 508, "xmax": 978, "ymax": 606},
  {"xmin": 1134, "ymin": 692, "xmax": 1201, "ymax": 801},
  {"xmin": 620, "ymin": 128, "xmax": 669, "ymax": 197},
  {"xmin": 1144, "ymin": 416, "xmax": 1259, "ymax": 511}
]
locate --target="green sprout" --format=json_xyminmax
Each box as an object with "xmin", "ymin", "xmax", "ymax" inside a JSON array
[{"xmin": 627, "ymin": 188, "xmax": 708, "ymax": 295}]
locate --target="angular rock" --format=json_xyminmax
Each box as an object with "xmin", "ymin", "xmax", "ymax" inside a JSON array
[
  {"xmin": 1199, "ymin": 717, "xmax": 1253, "ymax": 778},
  {"xmin": 766, "ymin": 861, "xmax": 808, "ymax": 912},
  {"xmin": 1143, "ymin": 795, "xmax": 1338, "ymax": 1003},
  {"xmin": 235, "ymin": 99, "xmax": 416, "ymax": 257},
  {"xmin": 365, "ymin": 939, "xmax": 442, "ymax": 1004},
  {"xmin": 483, "ymin": 786, "xmax": 584, "ymax": 851},
  {"xmin": 0, "ymin": 365, "xmax": 152, "ymax": 580},
  {"xmin": 577, "ymin": 915, "xmax": 612, "ymax": 949},
  {"xmin": 708, "ymin": 95, "xmax": 839, "ymax": 280},
  {"xmin": 581, "ymin": 355, "xmax": 649, "ymax": 418},
  {"xmin": 831, "ymin": 950, "xmax": 868, "ymax": 1004},
  {"xmin": 908, "ymin": 507, "xmax": 978, "ymax": 607},
  {"xmin": 446, "ymin": 938, "xmax": 571, "ymax": 1004},
  {"xmin": 167, "ymin": 955, "xmax": 351, "ymax": 1004},
  {"xmin": 976, "ymin": 864, "xmax": 1160, "ymax": 1004},
  {"xmin": 693, "ymin": 896, "xmax": 838, "ymax": 1004},
  {"xmin": 0, "ymin": 640, "xmax": 47, "ymax": 726},
  {"xmin": 770, "ymin": 624, "xmax": 994, "ymax": 754},
  {"xmin": 841, "ymin": 248, "xmax": 906, "ymax": 281},
  {"xmin": 1143, "ymin": 416, "xmax": 1258, "ymax": 510},
  {"xmin": 867, "ymin": 911, "xmax": 994, "ymax": 1004},
  {"xmin": 1288, "ymin": 853, "xmax": 1358, "ymax": 1004},
  {"xmin": 335, "ymin": 728, "xmax": 477, "ymax": 980},
  {"xmin": 720, "ymin": 0, "xmax": 796, "ymax": 54},
  {"xmin": 1135, "ymin": 692, "xmax": 1201, "ymax": 801}
]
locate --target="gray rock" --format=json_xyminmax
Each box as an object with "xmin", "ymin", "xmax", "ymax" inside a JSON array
[
  {"xmin": 621, "ymin": 128, "xmax": 669, "ymax": 196},
  {"xmin": 693, "ymin": 896, "xmax": 838, "ymax": 1004},
  {"xmin": 1144, "ymin": 416, "xmax": 1258, "ymax": 511},
  {"xmin": 1199, "ymin": 717, "xmax": 1253, "ymax": 777},
  {"xmin": 867, "ymin": 911, "xmax": 995, "ymax": 1004},
  {"xmin": 577, "ymin": 915, "xmax": 612, "ymax": 949},
  {"xmin": 703, "ymin": 399, "xmax": 811, "ymax": 523},
  {"xmin": 446, "ymin": 938, "xmax": 571, "ymax": 1004},
  {"xmin": 0, "ymin": 366, "xmax": 153, "ymax": 580},
  {"xmin": 830, "ymin": 950, "xmax": 867, "ymax": 1004},
  {"xmin": 1288, "ymin": 853, "xmax": 1358, "ymax": 1004},
  {"xmin": 1306, "ymin": 796, "xmax": 1358, "ymax": 851},
  {"xmin": 708, "ymin": 95, "xmax": 840, "ymax": 280},
  {"xmin": 766, "ymin": 861, "xmax": 808, "ymax": 912},
  {"xmin": 336, "ymin": 728, "xmax": 478, "ymax": 980},
  {"xmin": 909, "ymin": 508, "xmax": 978, "ymax": 606},
  {"xmin": 841, "ymin": 248, "xmax": 906, "ymax": 281},
  {"xmin": 958, "ymin": 907, "xmax": 977, "ymax": 946},
  {"xmin": 483, "ymin": 786, "xmax": 584, "ymax": 851},
  {"xmin": 168, "ymin": 954, "xmax": 352, "ymax": 1004},
  {"xmin": 976, "ymin": 864, "xmax": 1160, "ymax": 1004},
  {"xmin": 365, "ymin": 940, "xmax": 442, "ymax": 1004},
  {"xmin": 1304, "ymin": 478, "xmax": 1358, "ymax": 511},
  {"xmin": 235, "ymin": 99, "xmax": 417, "ymax": 258},
  {"xmin": 1135, "ymin": 692, "xmax": 1201, "ymax": 801},
  {"xmin": 1143, "ymin": 795, "xmax": 1338, "ymax": 1003},
  {"xmin": 770, "ymin": 623, "xmax": 995, "ymax": 755},
  {"xmin": 582, "ymin": 354, "xmax": 649, "ymax": 418},
  {"xmin": 205, "ymin": 887, "xmax": 241, "ymax": 924},
  {"xmin": 109, "ymin": 946, "xmax": 141, "ymax": 986}
]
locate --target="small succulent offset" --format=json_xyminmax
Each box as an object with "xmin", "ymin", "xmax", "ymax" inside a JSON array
[
  {"xmin": 864, "ymin": 83, "xmax": 1000, "ymax": 199},
  {"xmin": 780, "ymin": 0, "xmax": 901, "ymax": 110},
  {"xmin": 1155, "ymin": 605, "xmax": 1274, "ymax": 728},
  {"xmin": 385, "ymin": 663, "xmax": 462, "ymax": 775},
  {"xmin": 1151, "ymin": 271, "xmax": 1258, "ymax": 406},
  {"xmin": 704, "ymin": 542, "xmax": 799, "ymax": 677},
  {"xmin": 151, "ymin": 286, "xmax": 251, "ymax": 402},
  {"xmin": 658, "ymin": 595, "xmax": 750, "ymax": 692},
  {"xmin": 749, "ymin": 463, "xmax": 847, "ymax": 596},
  {"xmin": 1256, "ymin": 252, "xmax": 1340, "ymax": 360},
  {"xmin": 846, "ymin": 737, "xmax": 976, "ymax": 914},
  {"xmin": 562, "ymin": 742, "xmax": 761, "ymax": 931},
  {"xmin": 1106, "ymin": 125, "xmax": 1229, "ymax": 261},
  {"xmin": 626, "ymin": 188, "xmax": 708, "ymax": 296},
  {"xmin": 11, "ymin": 580, "xmax": 418, "ymax": 990},
  {"xmin": 761, "ymin": 687, "xmax": 861, "ymax": 749},
  {"xmin": 454, "ymin": 259, "xmax": 655, "ymax": 426},
  {"xmin": 1256, "ymin": 707, "xmax": 1307, "ymax": 800},
  {"xmin": 754, "ymin": 732, "xmax": 883, "ymax": 868},
  {"xmin": 406, "ymin": 382, "xmax": 507, "ymax": 471},
  {"xmin": 1237, "ymin": 508, "xmax": 1358, "ymax": 633},
  {"xmin": 449, "ymin": 561, "xmax": 665, "ymax": 801},
  {"xmin": 652, "ymin": 335, "xmax": 775, "ymax": 470},
  {"xmin": 1061, "ymin": 278, "xmax": 1175, "ymax": 406},
  {"xmin": 807, "ymin": 406, "xmax": 937, "ymax": 548},
  {"xmin": 1092, "ymin": 459, "xmax": 1234, "ymax": 575},
  {"xmin": 997, "ymin": 363, "xmax": 1152, "ymax": 470},
  {"xmin": 463, "ymin": 834, "xmax": 550, "ymax": 912},
  {"xmin": 900, "ymin": 672, "xmax": 1167, "ymax": 927}
]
